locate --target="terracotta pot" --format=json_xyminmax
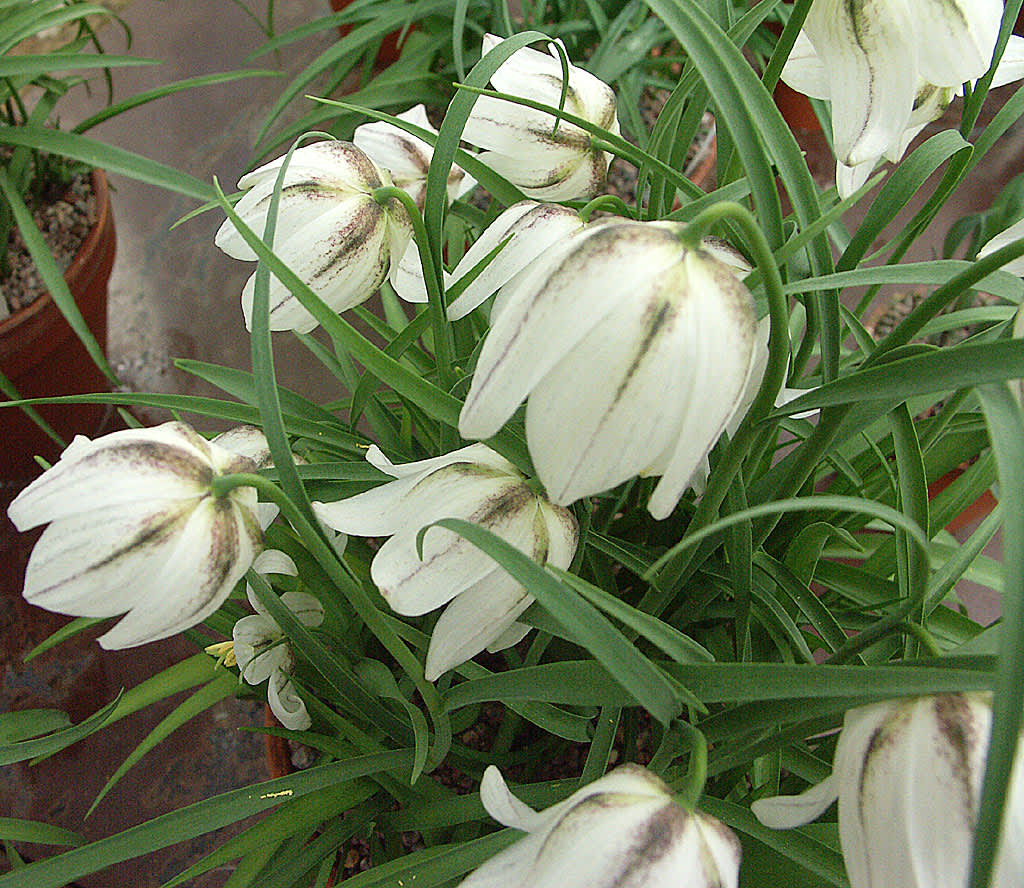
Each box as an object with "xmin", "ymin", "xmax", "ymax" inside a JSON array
[
  {"xmin": 0, "ymin": 170, "xmax": 115, "ymax": 480},
  {"xmin": 329, "ymin": 0, "xmax": 406, "ymax": 67},
  {"xmin": 773, "ymin": 79, "xmax": 821, "ymax": 134},
  {"xmin": 765, "ymin": 18, "xmax": 822, "ymax": 134},
  {"xmin": 264, "ymin": 704, "xmax": 294, "ymax": 779},
  {"xmin": 927, "ymin": 464, "xmax": 998, "ymax": 535}
]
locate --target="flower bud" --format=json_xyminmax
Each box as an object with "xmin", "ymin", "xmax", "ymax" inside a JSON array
[
  {"xmin": 214, "ymin": 140, "xmax": 412, "ymax": 333},
  {"xmin": 459, "ymin": 219, "xmax": 760, "ymax": 519},
  {"xmin": 460, "ymin": 764, "xmax": 741, "ymax": 888},
  {"xmin": 7, "ymin": 422, "xmax": 263, "ymax": 649},
  {"xmin": 312, "ymin": 443, "xmax": 577, "ymax": 680},
  {"xmin": 462, "ymin": 34, "xmax": 619, "ymax": 201},
  {"xmin": 752, "ymin": 694, "xmax": 1024, "ymax": 888}
]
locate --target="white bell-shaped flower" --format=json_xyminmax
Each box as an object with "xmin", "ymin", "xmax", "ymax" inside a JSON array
[
  {"xmin": 782, "ymin": 7, "xmax": 1024, "ymax": 198},
  {"xmin": 354, "ymin": 105, "xmax": 478, "ymax": 304},
  {"xmin": 752, "ymin": 693, "xmax": 1024, "ymax": 888},
  {"xmin": 458, "ymin": 219, "xmax": 760, "ymax": 520},
  {"xmin": 7, "ymin": 422, "xmax": 263, "ymax": 649},
  {"xmin": 462, "ymin": 34, "xmax": 619, "ymax": 201},
  {"xmin": 233, "ymin": 552, "xmax": 324, "ymax": 731},
  {"xmin": 353, "ymin": 104, "xmax": 476, "ymax": 211},
  {"xmin": 447, "ymin": 201, "xmax": 586, "ymax": 320},
  {"xmin": 311, "ymin": 443, "xmax": 577, "ymax": 680},
  {"xmin": 214, "ymin": 140, "xmax": 412, "ymax": 333},
  {"xmin": 459, "ymin": 764, "xmax": 741, "ymax": 888}
]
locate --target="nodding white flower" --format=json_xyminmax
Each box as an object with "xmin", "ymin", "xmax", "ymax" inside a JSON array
[
  {"xmin": 752, "ymin": 694, "xmax": 1024, "ymax": 888},
  {"xmin": 353, "ymin": 104, "xmax": 476, "ymax": 211},
  {"xmin": 311, "ymin": 444, "xmax": 577, "ymax": 680},
  {"xmin": 459, "ymin": 764, "xmax": 741, "ymax": 888},
  {"xmin": 233, "ymin": 552, "xmax": 324, "ymax": 731},
  {"xmin": 458, "ymin": 219, "xmax": 760, "ymax": 520},
  {"xmin": 354, "ymin": 105, "xmax": 478, "ymax": 304},
  {"xmin": 7, "ymin": 422, "xmax": 262, "ymax": 649},
  {"xmin": 462, "ymin": 34, "xmax": 619, "ymax": 202},
  {"xmin": 782, "ymin": 6, "xmax": 1024, "ymax": 198},
  {"xmin": 214, "ymin": 140, "xmax": 412, "ymax": 333},
  {"xmin": 447, "ymin": 201, "xmax": 586, "ymax": 320}
]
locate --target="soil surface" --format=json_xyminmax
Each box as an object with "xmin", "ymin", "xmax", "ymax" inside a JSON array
[{"xmin": 1, "ymin": 172, "xmax": 96, "ymax": 319}]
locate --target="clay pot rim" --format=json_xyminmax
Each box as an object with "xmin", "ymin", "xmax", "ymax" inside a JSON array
[{"xmin": 0, "ymin": 168, "xmax": 111, "ymax": 338}]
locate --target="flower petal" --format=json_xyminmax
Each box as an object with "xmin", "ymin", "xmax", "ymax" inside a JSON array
[
  {"xmin": 267, "ymin": 669, "xmax": 311, "ymax": 731},
  {"xmin": 460, "ymin": 221, "xmax": 683, "ymax": 440},
  {"xmin": 645, "ymin": 253, "xmax": 757, "ymax": 520},
  {"xmin": 991, "ymin": 36, "xmax": 1024, "ymax": 89},
  {"xmin": 96, "ymin": 493, "xmax": 262, "ymax": 648},
  {"xmin": 7, "ymin": 422, "xmax": 221, "ymax": 530},
  {"xmin": 979, "ymin": 218, "xmax": 1024, "ymax": 277},
  {"xmin": 913, "ymin": 0, "xmax": 1001, "ymax": 88},
  {"xmin": 239, "ymin": 197, "xmax": 394, "ymax": 334},
  {"xmin": 780, "ymin": 30, "xmax": 830, "ymax": 100},
  {"xmin": 313, "ymin": 445, "xmax": 520, "ymax": 537},
  {"xmin": 525, "ymin": 294, "xmax": 693, "ymax": 507},
  {"xmin": 448, "ymin": 202, "xmax": 584, "ymax": 320},
  {"xmin": 353, "ymin": 105, "xmax": 434, "ymax": 193},
  {"xmin": 234, "ymin": 614, "xmax": 285, "ymax": 684},
  {"xmin": 479, "ymin": 765, "xmax": 545, "ymax": 831},
  {"xmin": 424, "ymin": 571, "xmax": 534, "ymax": 680},
  {"xmin": 485, "ymin": 621, "xmax": 531, "ymax": 653},
  {"xmin": 804, "ymin": 0, "xmax": 918, "ymax": 167},
  {"xmin": 280, "ymin": 590, "xmax": 325, "ymax": 628},
  {"xmin": 370, "ymin": 474, "xmax": 537, "ymax": 615},
  {"xmin": 751, "ymin": 774, "xmax": 839, "ymax": 829}
]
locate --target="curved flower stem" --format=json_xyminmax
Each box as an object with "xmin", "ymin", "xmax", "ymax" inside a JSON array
[
  {"xmin": 210, "ymin": 471, "xmax": 451, "ymax": 768},
  {"xmin": 671, "ymin": 721, "xmax": 708, "ymax": 810},
  {"xmin": 578, "ymin": 194, "xmax": 636, "ymax": 223},
  {"xmin": 372, "ymin": 186, "xmax": 455, "ymax": 400},
  {"xmin": 647, "ymin": 201, "xmax": 788, "ymax": 601}
]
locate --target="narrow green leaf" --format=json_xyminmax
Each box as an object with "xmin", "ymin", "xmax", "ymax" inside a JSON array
[
  {"xmin": 969, "ymin": 383, "xmax": 1024, "ymax": 888},
  {"xmin": 0, "ymin": 127, "xmax": 214, "ymax": 201},
  {"xmin": 87, "ymin": 673, "xmax": 238, "ymax": 816},
  {"xmin": 0, "ymin": 709, "xmax": 69, "ymax": 744},
  {"xmin": 774, "ymin": 340, "xmax": 1024, "ymax": 416},
  {"xmin": 0, "ymin": 818, "xmax": 83, "ymax": 848},
  {"xmin": 0, "ymin": 695, "xmax": 120, "ymax": 765}
]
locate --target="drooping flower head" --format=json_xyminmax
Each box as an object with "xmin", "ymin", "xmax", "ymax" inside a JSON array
[
  {"xmin": 312, "ymin": 443, "xmax": 578, "ymax": 680},
  {"xmin": 354, "ymin": 105, "xmax": 479, "ymax": 304},
  {"xmin": 459, "ymin": 764, "xmax": 741, "ymax": 888},
  {"xmin": 752, "ymin": 693, "xmax": 1024, "ymax": 888},
  {"xmin": 462, "ymin": 34, "xmax": 619, "ymax": 201},
  {"xmin": 781, "ymin": 3, "xmax": 1024, "ymax": 197},
  {"xmin": 214, "ymin": 140, "xmax": 412, "ymax": 333},
  {"xmin": 353, "ymin": 104, "xmax": 476, "ymax": 211},
  {"xmin": 7, "ymin": 422, "xmax": 263, "ymax": 649},
  {"xmin": 459, "ymin": 219, "xmax": 760, "ymax": 519}
]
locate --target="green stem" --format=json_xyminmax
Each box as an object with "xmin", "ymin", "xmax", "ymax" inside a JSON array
[
  {"xmin": 578, "ymin": 193, "xmax": 635, "ymax": 223},
  {"xmin": 372, "ymin": 186, "xmax": 454, "ymax": 396},
  {"xmin": 672, "ymin": 721, "xmax": 708, "ymax": 810}
]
